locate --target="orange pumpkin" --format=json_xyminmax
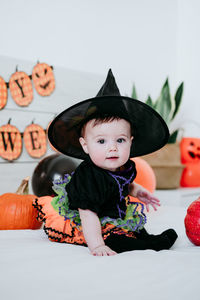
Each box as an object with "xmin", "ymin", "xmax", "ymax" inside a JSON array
[
  {"xmin": 32, "ymin": 63, "xmax": 55, "ymax": 96},
  {"xmin": 0, "ymin": 76, "xmax": 8, "ymax": 110},
  {"xmin": 131, "ymin": 157, "xmax": 156, "ymax": 192},
  {"xmin": 0, "ymin": 177, "xmax": 42, "ymax": 230},
  {"xmin": 130, "ymin": 157, "xmax": 156, "ymax": 202},
  {"xmin": 24, "ymin": 123, "xmax": 47, "ymax": 158},
  {"xmin": 0, "ymin": 120, "xmax": 22, "ymax": 161},
  {"xmin": 9, "ymin": 70, "xmax": 33, "ymax": 106}
]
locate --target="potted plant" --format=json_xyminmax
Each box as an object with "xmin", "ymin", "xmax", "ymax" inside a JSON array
[{"xmin": 132, "ymin": 79, "xmax": 184, "ymax": 189}]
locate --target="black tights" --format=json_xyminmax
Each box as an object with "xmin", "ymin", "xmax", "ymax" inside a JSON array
[{"xmin": 105, "ymin": 228, "xmax": 178, "ymax": 253}]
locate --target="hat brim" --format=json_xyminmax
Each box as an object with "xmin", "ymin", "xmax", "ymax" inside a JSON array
[{"xmin": 48, "ymin": 96, "xmax": 169, "ymax": 160}]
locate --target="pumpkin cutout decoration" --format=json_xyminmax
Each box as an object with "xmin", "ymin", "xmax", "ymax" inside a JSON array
[
  {"xmin": 185, "ymin": 197, "xmax": 200, "ymax": 246},
  {"xmin": 9, "ymin": 70, "xmax": 33, "ymax": 106},
  {"xmin": 0, "ymin": 177, "xmax": 42, "ymax": 230},
  {"xmin": 180, "ymin": 137, "xmax": 200, "ymax": 187},
  {"xmin": 32, "ymin": 63, "xmax": 55, "ymax": 96},
  {"xmin": 0, "ymin": 76, "xmax": 8, "ymax": 110},
  {"xmin": 0, "ymin": 120, "xmax": 22, "ymax": 161},
  {"xmin": 130, "ymin": 157, "xmax": 156, "ymax": 203},
  {"xmin": 24, "ymin": 122, "xmax": 47, "ymax": 158}
]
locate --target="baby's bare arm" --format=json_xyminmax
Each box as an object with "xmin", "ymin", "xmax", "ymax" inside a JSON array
[
  {"xmin": 78, "ymin": 208, "xmax": 116, "ymax": 256},
  {"xmin": 129, "ymin": 182, "xmax": 160, "ymax": 212}
]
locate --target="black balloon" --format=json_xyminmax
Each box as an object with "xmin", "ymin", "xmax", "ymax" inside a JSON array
[{"xmin": 31, "ymin": 154, "xmax": 81, "ymax": 197}]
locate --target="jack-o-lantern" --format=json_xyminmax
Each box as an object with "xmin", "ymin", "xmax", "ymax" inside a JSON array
[
  {"xmin": 180, "ymin": 137, "xmax": 200, "ymax": 164},
  {"xmin": 180, "ymin": 137, "xmax": 200, "ymax": 187},
  {"xmin": 24, "ymin": 123, "xmax": 47, "ymax": 158},
  {"xmin": 180, "ymin": 164, "xmax": 200, "ymax": 187},
  {"xmin": 0, "ymin": 76, "xmax": 8, "ymax": 110},
  {"xmin": 9, "ymin": 70, "xmax": 33, "ymax": 106},
  {"xmin": 32, "ymin": 63, "xmax": 55, "ymax": 96},
  {"xmin": 0, "ymin": 120, "xmax": 22, "ymax": 161}
]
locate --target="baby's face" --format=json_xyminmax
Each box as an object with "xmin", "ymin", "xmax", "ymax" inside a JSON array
[{"xmin": 79, "ymin": 119, "xmax": 133, "ymax": 171}]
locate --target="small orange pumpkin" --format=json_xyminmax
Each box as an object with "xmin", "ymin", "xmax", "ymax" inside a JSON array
[
  {"xmin": 131, "ymin": 157, "xmax": 156, "ymax": 192},
  {"xmin": 129, "ymin": 157, "xmax": 156, "ymax": 203},
  {"xmin": 9, "ymin": 70, "xmax": 33, "ymax": 106},
  {"xmin": 0, "ymin": 120, "xmax": 22, "ymax": 161},
  {"xmin": 24, "ymin": 122, "xmax": 47, "ymax": 158},
  {"xmin": 0, "ymin": 76, "xmax": 8, "ymax": 110},
  {"xmin": 0, "ymin": 177, "xmax": 42, "ymax": 230},
  {"xmin": 32, "ymin": 63, "xmax": 55, "ymax": 96}
]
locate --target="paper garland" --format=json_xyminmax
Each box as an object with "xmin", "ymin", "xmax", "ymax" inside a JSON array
[
  {"xmin": 0, "ymin": 121, "xmax": 52, "ymax": 161},
  {"xmin": 0, "ymin": 63, "xmax": 55, "ymax": 110},
  {"xmin": 0, "ymin": 122, "xmax": 22, "ymax": 161}
]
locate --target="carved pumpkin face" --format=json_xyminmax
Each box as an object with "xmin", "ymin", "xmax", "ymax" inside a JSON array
[
  {"xmin": 0, "ymin": 76, "xmax": 8, "ymax": 110},
  {"xmin": 32, "ymin": 63, "xmax": 55, "ymax": 96},
  {"xmin": 180, "ymin": 137, "xmax": 200, "ymax": 163},
  {"xmin": 24, "ymin": 123, "xmax": 47, "ymax": 158},
  {"xmin": 9, "ymin": 71, "xmax": 33, "ymax": 106},
  {"xmin": 0, "ymin": 123, "xmax": 22, "ymax": 161}
]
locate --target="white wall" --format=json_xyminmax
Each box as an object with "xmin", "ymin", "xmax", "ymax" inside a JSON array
[
  {"xmin": 176, "ymin": 0, "xmax": 200, "ymax": 136},
  {"xmin": 0, "ymin": 0, "xmax": 178, "ymax": 97},
  {"xmin": 0, "ymin": 0, "xmax": 200, "ymax": 192},
  {"xmin": 1, "ymin": 0, "xmax": 199, "ymax": 135}
]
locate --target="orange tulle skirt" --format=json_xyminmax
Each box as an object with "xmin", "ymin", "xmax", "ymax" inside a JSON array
[{"xmin": 33, "ymin": 196, "xmax": 136, "ymax": 245}]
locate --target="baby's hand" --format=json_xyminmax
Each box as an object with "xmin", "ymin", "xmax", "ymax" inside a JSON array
[
  {"xmin": 91, "ymin": 245, "xmax": 117, "ymax": 256},
  {"xmin": 136, "ymin": 188, "xmax": 160, "ymax": 212}
]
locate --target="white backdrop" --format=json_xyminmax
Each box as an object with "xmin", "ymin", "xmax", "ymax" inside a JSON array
[
  {"xmin": 0, "ymin": 0, "xmax": 199, "ymax": 136},
  {"xmin": 0, "ymin": 0, "xmax": 200, "ymax": 194}
]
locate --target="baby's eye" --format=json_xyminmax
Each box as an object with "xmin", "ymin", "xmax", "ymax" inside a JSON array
[
  {"xmin": 117, "ymin": 138, "xmax": 125, "ymax": 143},
  {"xmin": 97, "ymin": 139, "xmax": 105, "ymax": 144}
]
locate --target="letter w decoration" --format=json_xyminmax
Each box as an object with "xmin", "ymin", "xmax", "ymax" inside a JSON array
[{"xmin": 0, "ymin": 121, "xmax": 22, "ymax": 161}]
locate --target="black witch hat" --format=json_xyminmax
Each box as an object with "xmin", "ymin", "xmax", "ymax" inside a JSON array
[{"xmin": 48, "ymin": 69, "xmax": 169, "ymax": 160}]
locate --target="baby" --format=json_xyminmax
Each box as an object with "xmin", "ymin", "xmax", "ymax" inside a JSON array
[
  {"xmin": 34, "ymin": 69, "xmax": 178, "ymax": 255},
  {"xmin": 77, "ymin": 117, "xmax": 162, "ymax": 255}
]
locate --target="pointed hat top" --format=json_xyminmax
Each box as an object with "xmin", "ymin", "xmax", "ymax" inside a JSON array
[{"xmin": 96, "ymin": 69, "xmax": 121, "ymax": 97}]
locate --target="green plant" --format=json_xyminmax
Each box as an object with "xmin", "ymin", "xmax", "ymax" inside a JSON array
[{"xmin": 131, "ymin": 78, "xmax": 184, "ymax": 143}]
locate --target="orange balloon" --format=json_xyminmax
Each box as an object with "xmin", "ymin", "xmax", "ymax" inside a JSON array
[{"xmin": 130, "ymin": 157, "xmax": 156, "ymax": 202}]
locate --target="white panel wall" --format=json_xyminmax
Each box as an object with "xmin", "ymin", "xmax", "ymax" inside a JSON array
[
  {"xmin": 175, "ymin": 0, "xmax": 200, "ymax": 137},
  {"xmin": 0, "ymin": 0, "xmax": 178, "ymax": 97},
  {"xmin": 0, "ymin": 55, "xmax": 103, "ymax": 193},
  {"xmin": 0, "ymin": 0, "xmax": 200, "ymax": 193}
]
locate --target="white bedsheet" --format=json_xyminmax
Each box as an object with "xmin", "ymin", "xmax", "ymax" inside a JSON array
[{"xmin": 0, "ymin": 203, "xmax": 200, "ymax": 300}]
